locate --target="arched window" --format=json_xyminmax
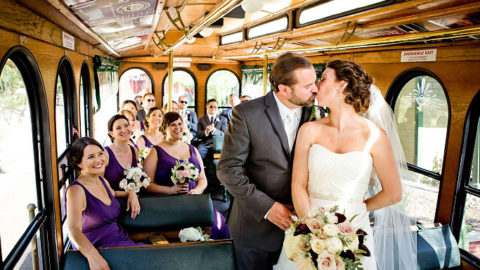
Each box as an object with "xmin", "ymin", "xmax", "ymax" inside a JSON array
[
  {"xmin": 206, "ymin": 69, "xmax": 240, "ymax": 112},
  {"xmin": 119, "ymin": 68, "xmax": 153, "ymax": 106},
  {"xmin": 452, "ymin": 90, "xmax": 480, "ymax": 264},
  {"xmin": 0, "ymin": 47, "xmax": 55, "ymax": 269},
  {"xmin": 163, "ymin": 69, "xmax": 197, "ymax": 112},
  {"xmin": 387, "ymin": 69, "xmax": 449, "ymax": 223},
  {"xmin": 79, "ymin": 62, "xmax": 92, "ymax": 137},
  {"xmin": 55, "ymin": 57, "xmax": 78, "ymax": 157}
]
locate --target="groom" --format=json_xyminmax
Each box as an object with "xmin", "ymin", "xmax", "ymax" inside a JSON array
[{"xmin": 217, "ymin": 52, "xmax": 318, "ymax": 269}]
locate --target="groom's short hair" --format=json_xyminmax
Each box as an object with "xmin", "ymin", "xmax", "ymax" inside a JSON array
[{"xmin": 269, "ymin": 52, "xmax": 313, "ymax": 92}]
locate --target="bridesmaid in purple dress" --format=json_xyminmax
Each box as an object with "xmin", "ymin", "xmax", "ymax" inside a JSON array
[
  {"xmin": 144, "ymin": 112, "xmax": 230, "ymax": 240},
  {"xmin": 136, "ymin": 107, "xmax": 164, "ymax": 150},
  {"xmin": 66, "ymin": 137, "xmax": 143, "ymax": 270},
  {"xmin": 104, "ymin": 114, "xmax": 139, "ymax": 190},
  {"xmin": 118, "ymin": 109, "xmax": 140, "ymax": 150}
]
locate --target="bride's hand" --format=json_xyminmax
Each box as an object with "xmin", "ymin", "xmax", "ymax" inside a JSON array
[{"xmin": 266, "ymin": 202, "xmax": 294, "ymax": 231}]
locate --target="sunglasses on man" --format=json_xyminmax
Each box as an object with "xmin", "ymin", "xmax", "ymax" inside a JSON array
[
  {"xmin": 180, "ymin": 100, "xmax": 188, "ymax": 104},
  {"xmin": 146, "ymin": 99, "xmax": 155, "ymax": 102},
  {"xmin": 208, "ymin": 105, "xmax": 217, "ymax": 108}
]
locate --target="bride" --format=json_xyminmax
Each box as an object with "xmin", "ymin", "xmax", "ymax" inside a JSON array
[{"xmin": 275, "ymin": 60, "xmax": 416, "ymax": 269}]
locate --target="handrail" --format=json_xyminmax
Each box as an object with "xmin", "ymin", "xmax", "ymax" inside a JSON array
[
  {"xmin": 217, "ymin": 25, "xmax": 480, "ymax": 60},
  {"xmin": 164, "ymin": 0, "xmax": 241, "ymax": 54},
  {"xmin": 4, "ymin": 211, "xmax": 47, "ymax": 270}
]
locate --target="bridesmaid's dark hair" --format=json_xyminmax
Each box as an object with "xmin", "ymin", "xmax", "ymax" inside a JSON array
[
  {"xmin": 160, "ymin": 112, "xmax": 182, "ymax": 134},
  {"xmin": 121, "ymin": 100, "xmax": 138, "ymax": 111},
  {"xmin": 327, "ymin": 60, "xmax": 373, "ymax": 113},
  {"xmin": 107, "ymin": 114, "xmax": 129, "ymax": 142},
  {"xmin": 68, "ymin": 137, "xmax": 104, "ymax": 170},
  {"xmin": 144, "ymin": 106, "xmax": 162, "ymax": 130}
]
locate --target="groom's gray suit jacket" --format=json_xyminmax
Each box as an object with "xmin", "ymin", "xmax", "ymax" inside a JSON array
[{"xmin": 217, "ymin": 91, "xmax": 311, "ymax": 252}]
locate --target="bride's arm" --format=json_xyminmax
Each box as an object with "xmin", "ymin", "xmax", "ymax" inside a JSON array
[
  {"xmin": 292, "ymin": 123, "xmax": 315, "ymax": 219},
  {"xmin": 365, "ymin": 129, "xmax": 403, "ymax": 211}
]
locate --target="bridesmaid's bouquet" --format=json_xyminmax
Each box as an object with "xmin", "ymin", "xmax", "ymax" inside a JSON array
[
  {"xmin": 137, "ymin": 146, "xmax": 152, "ymax": 167},
  {"xmin": 171, "ymin": 160, "xmax": 199, "ymax": 185},
  {"xmin": 284, "ymin": 205, "xmax": 370, "ymax": 270},
  {"xmin": 119, "ymin": 166, "xmax": 151, "ymax": 193}
]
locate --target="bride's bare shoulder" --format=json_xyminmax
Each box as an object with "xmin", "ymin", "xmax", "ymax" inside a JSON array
[{"xmin": 300, "ymin": 118, "xmax": 328, "ymax": 131}]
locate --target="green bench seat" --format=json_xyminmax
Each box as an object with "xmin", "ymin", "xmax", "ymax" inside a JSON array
[{"xmin": 63, "ymin": 240, "xmax": 236, "ymax": 270}]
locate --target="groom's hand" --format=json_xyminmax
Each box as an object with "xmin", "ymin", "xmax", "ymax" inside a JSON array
[{"xmin": 266, "ymin": 202, "xmax": 294, "ymax": 231}]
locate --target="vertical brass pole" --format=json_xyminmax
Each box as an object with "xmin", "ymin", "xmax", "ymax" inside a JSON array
[
  {"xmin": 168, "ymin": 51, "xmax": 174, "ymax": 111},
  {"xmin": 27, "ymin": 203, "xmax": 38, "ymax": 270},
  {"xmin": 263, "ymin": 54, "xmax": 268, "ymax": 95}
]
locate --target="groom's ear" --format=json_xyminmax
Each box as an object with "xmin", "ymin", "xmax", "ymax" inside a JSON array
[{"xmin": 277, "ymin": 84, "xmax": 290, "ymax": 97}]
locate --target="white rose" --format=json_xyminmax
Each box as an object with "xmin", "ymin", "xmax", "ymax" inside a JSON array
[
  {"xmin": 134, "ymin": 185, "xmax": 140, "ymax": 193},
  {"xmin": 316, "ymin": 251, "xmax": 336, "ymax": 270},
  {"xmin": 133, "ymin": 172, "xmax": 142, "ymax": 181},
  {"xmin": 179, "ymin": 227, "xmax": 203, "ymax": 242},
  {"xmin": 142, "ymin": 178, "xmax": 150, "ymax": 188},
  {"xmin": 323, "ymin": 224, "xmax": 340, "ymax": 237},
  {"xmin": 306, "ymin": 217, "xmax": 324, "ymax": 235},
  {"xmin": 127, "ymin": 182, "xmax": 136, "ymax": 192},
  {"xmin": 308, "ymin": 207, "xmax": 322, "ymax": 218},
  {"xmin": 293, "ymin": 256, "xmax": 316, "ymax": 270},
  {"xmin": 324, "ymin": 237, "xmax": 343, "ymax": 254},
  {"xmin": 283, "ymin": 233, "xmax": 309, "ymax": 260},
  {"xmin": 326, "ymin": 213, "xmax": 338, "ymax": 224},
  {"xmin": 119, "ymin": 179, "xmax": 128, "ymax": 189},
  {"xmin": 126, "ymin": 169, "xmax": 135, "ymax": 179},
  {"xmin": 310, "ymin": 235, "xmax": 327, "ymax": 254}
]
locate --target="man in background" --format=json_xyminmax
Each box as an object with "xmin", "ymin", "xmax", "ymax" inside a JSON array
[
  {"xmin": 178, "ymin": 95, "xmax": 198, "ymax": 137},
  {"xmin": 220, "ymin": 94, "xmax": 240, "ymax": 123}
]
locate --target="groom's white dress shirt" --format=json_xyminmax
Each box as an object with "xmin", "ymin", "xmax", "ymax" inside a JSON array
[
  {"xmin": 264, "ymin": 93, "xmax": 302, "ymax": 219},
  {"xmin": 273, "ymin": 92, "xmax": 302, "ymax": 152}
]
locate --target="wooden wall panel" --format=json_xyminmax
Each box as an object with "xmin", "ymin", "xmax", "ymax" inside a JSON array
[{"xmin": 118, "ymin": 62, "xmax": 242, "ymax": 117}]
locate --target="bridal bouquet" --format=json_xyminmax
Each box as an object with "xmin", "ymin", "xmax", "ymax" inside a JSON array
[
  {"xmin": 181, "ymin": 128, "xmax": 193, "ymax": 144},
  {"xmin": 119, "ymin": 166, "xmax": 151, "ymax": 193},
  {"xmin": 284, "ymin": 205, "xmax": 370, "ymax": 270},
  {"xmin": 171, "ymin": 160, "xmax": 199, "ymax": 185}
]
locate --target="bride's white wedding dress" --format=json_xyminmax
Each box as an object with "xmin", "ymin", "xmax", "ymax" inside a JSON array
[{"xmin": 275, "ymin": 120, "xmax": 379, "ymax": 270}]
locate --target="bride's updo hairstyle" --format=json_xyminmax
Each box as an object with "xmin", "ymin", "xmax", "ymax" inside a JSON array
[
  {"xmin": 160, "ymin": 112, "xmax": 182, "ymax": 135},
  {"xmin": 68, "ymin": 137, "xmax": 104, "ymax": 171},
  {"xmin": 327, "ymin": 60, "xmax": 373, "ymax": 113},
  {"xmin": 269, "ymin": 52, "xmax": 313, "ymax": 92}
]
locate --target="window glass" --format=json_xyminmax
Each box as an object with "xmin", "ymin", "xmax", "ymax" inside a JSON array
[
  {"xmin": 394, "ymin": 76, "xmax": 448, "ymax": 173},
  {"xmin": 12, "ymin": 232, "xmax": 43, "ymax": 270},
  {"xmin": 79, "ymin": 75, "xmax": 86, "ymax": 136},
  {"xmin": 55, "ymin": 75, "xmax": 67, "ymax": 156},
  {"xmin": 206, "ymin": 70, "xmax": 240, "ymax": 110},
  {"xmin": 221, "ymin": 31, "xmax": 243, "ymax": 45},
  {"xmin": 94, "ymin": 70, "xmax": 118, "ymax": 145},
  {"xmin": 248, "ymin": 17, "xmax": 288, "ymax": 39},
  {"xmin": 459, "ymin": 193, "xmax": 480, "ymax": 259},
  {"xmin": 241, "ymin": 71, "xmax": 270, "ymax": 99},
  {"xmin": 0, "ymin": 59, "xmax": 38, "ymax": 261},
  {"xmin": 119, "ymin": 68, "xmax": 152, "ymax": 104},
  {"xmin": 470, "ymin": 120, "xmax": 480, "ymax": 189},
  {"xmin": 403, "ymin": 171, "xmax": 439, "ymax": 223},
  {"xmin": 299, "ymin": 0, "xmax": 386, "ymax": 25},
  {"xmin": 163, "ymin": 70, "xmax": 195, "ymax": 109}
]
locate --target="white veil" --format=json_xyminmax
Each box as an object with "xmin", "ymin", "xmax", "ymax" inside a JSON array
[{"xmin": 364, "ymin": 85, "xmax": 417, "ymax": 270}]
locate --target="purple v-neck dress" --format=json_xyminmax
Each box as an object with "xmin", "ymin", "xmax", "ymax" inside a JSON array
[
  {"xmin": 153, "ymin": 144, "xmax": 230, "ymax": 240},
  {"xmin": 104, "ymin": 145, "xmax": 137, "ymax": 190},
  {"xmin": 140, "ymin": 135, "xmax": 154, "ymax": 148},
  {"xmin": 67, "ymin": 177, "xmax": 141, "ymax": 249}
]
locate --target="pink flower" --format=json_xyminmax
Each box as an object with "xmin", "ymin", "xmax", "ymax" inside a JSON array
[
  {"xmin": 317, "ymin": 251, "xmax": 336, "ymax": 270},
  {"xmin": 306, "ymin": 217, "xmax": 324, "ymax": 235},
  {"xmin": 335, "ymin": 259, "xmax": 345, "ymax": 270},
  {"xmin": 337, "ymin": 220, "xmax": 354, "ymax": 236}
]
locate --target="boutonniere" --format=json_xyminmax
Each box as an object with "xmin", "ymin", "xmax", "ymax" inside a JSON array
[
  {"xmin": 309, "ymin": 106, "xmax": 329, "ymax": 121},
  {"xmin": 214, "ymin": 117, "xmax": 219, "ymax": 125}
]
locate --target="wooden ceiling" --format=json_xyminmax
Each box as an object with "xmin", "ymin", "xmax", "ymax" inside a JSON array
[{"xmin": 16, "ymin": 0, "xmax": 480, "ymax": 61}]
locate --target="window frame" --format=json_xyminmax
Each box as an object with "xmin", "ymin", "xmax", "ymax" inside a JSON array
[
  {"xmin": 0, "ymin": 46, "xmax": 56, "ymax": 270},
  {"xmin": 118, "ymin": 66, "xmax": 155, "ymax": 110},
  {"xmin": 205, "ymin": 69, "xmax": 241, "ymax": 112},
  {"xmin": 162, "ymin": 68, "xmax": 198, "ymax": 113},
  {"xmin": 451, "ymin": 89, "xmax": 480, "ymax": 267},
  {"xmin": 55, "ymin": 57, "xmax": 78, "ymax": 159},
  {"xmin": 386, "ymin": 67, "xmax": 451, "ymax": 221},
  {"xmin": 79, "ymin": 62, "xmax": 92, "ymax": 137},
  {"xmin": 246, "ymin": 15, "xmax": 289, "ymax": 40}
]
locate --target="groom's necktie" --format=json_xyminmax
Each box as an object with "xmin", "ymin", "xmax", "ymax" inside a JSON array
[{"xmin": 285, "ymin": 112, "xmax": 296, "ymax": 152}]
